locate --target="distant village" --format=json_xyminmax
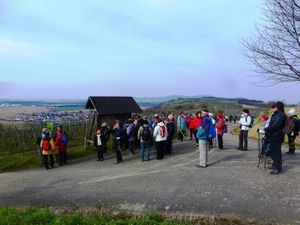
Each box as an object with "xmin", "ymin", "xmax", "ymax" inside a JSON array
[{"xmin": 14, "ymin": 110, "xmax": 92, "ymax": 122}]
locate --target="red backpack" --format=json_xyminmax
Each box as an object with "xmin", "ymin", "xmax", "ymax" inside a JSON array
[{"xmin": 42, "ymin": 140, "xmax": 51, "ymax": 151}]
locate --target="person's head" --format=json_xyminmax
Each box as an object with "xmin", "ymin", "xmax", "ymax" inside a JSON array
[
  {"xmin": 218, "ymin": 111, "xmax": 223, "ymax": 118},
  {"xmin": 42, "ymin": 128, "xmax": 47, "ymax": 133},
  {"xmin": 208, "ymin": 113, "xmax": 213, "ymax": 118},
  {"xmin": 96, "ymin": 129, "xmax": 101, "ymax": 135},
  {"xmin": 196, "ymin": 111, "xmax": 202, "ymax": 118},
  {"xmin": 242, "ymin": 109, "xmax": 249, "ymax": 115},
  {"xmin": 287, "ymin": 108, "xmax": 297, "ymax": 117},
  {"xmin": 180, "ymin": 112, "xmax": 185, "ymax": 116},
  {"xmin": 157, "ymin": 117, "xmax": 163, "ymax": 123},
  {"xmin": 143, "ymin": 120, "xmax": 149, "ymax": 126},
  {"xmin": 271, "ymin": 101, "xmax": 285, "ymax": 112},
  {"xmin": 261, "ymin": 114, "xmax": 269, "ymax": 122},
  {"xmin": 57, "ymin": 126, "xmax": 63, "ymax": 133},
  {"xmin": 202, "ymin": 109, "xmax": 209, "ymax": 117}
]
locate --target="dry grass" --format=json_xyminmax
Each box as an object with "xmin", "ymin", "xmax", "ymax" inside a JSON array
[{"xmin": 248, "ymin": 106, "xmax": 300, "ymax": 145}]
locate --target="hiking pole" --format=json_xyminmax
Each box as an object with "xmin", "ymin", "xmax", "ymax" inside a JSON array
[{"xmin": 257, "ymin": 133, "xmax": 262, "ymax": 168}]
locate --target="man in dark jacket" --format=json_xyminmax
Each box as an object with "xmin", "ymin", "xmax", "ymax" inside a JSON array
[{"xmin": 265, "ymin": 101, "xmax": 287, "ymax": 175}]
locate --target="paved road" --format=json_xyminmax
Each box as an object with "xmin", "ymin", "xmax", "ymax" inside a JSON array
[{"xmin": 0, "ymin": 129, "xmax": 300, "ymax": 224}]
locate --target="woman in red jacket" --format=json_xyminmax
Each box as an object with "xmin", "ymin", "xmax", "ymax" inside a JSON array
[
  {"xmin": 215, "ymin": 112, "xmax": 226, "ymax": 149},
  {"xmin": 55, "ymin": 127, "xmax": 67, "ymax": 166},
  {"xmin": 193, "ymin": 111, "xmax": 202, "ymax": 146}
]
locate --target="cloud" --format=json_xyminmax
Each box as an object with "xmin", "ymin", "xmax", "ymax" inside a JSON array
[{"xmin": 0, "ymin": 38, "xmax": 30, "ymax": 52}]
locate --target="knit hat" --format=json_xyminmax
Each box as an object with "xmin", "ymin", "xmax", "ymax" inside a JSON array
[
  {"xmin": 157, "ymin": 118, "xmax": 163, "ymax": 123},
  {"xmin": 288, "ymin": 108, "xmax": 297, "ymax": 116},
  {"xmin": 261, "ymin": 114, "xmax": 269, "ymax": 122}
]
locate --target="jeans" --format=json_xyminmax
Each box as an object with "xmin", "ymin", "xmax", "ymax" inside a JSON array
[
  {"xmin": 140, "ymin": 142, "xmax": 151, "ymax": 160},
  {"xmin": 129, "ymin": 140, "xmax": 135, "ymax": 154}
]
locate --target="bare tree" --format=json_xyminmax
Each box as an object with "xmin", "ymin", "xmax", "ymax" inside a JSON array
[{"xmin": 243, "ymin": 0, "xmax": 300, "ymax": 84}]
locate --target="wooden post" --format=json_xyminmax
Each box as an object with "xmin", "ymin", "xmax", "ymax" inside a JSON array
[
  {"xmin": 15, "ymin": 126, "xmax": 24, "ymax": 155},
  {"xmin": 84, "ymin": 118, "xmax": 88, "ymax": 149},
  {"xmin": 88, "ymin": 114, "xmax": 96, "ymax": 146}
]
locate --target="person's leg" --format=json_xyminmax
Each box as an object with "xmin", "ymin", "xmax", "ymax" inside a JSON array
[
  {"xmin": 63, "ymin": 151, "xmax": 67, "ymax": 164},
  {"xmin": 243, "ymin": 130, "xmax": 249, "ymax": 150},
  {"xmin": 287, "ymin": 136, "xmax": 296, "ymax": 154},
  {"xmin": 156, "ymin": 142, "xmax": 160, "ymax": 159},
  {"xmin": 99, "ymin": 146, "xmax": 103, "ymax": 160},
  {"xmin": 218, "ymin": 134, "xmax": 223, "ymax": 149},
  {"xmin": 43, "ymin": 155, "xmax": 49, "ymax": 169},
  {"xmin": 237, "ymin": 130, "xmax": 243, "ymax": 149},
  {"xmin": 97, "ymin": 146, "xmax": 101, "ymax": 160},
  {"xmin": 270, "ymin": 141, "xmax": 282, "ymax": 172},
  {"xmin": 59, "ymin": 152, "xmax": 63, "ymax": 165},
  {"xmin": 145, "ymin": 142, "xmax": 150, "ymax": 160},
  {"xmin": 49, "ymin": 155, "xmax": 55, "ymax": 168},
  {"xmin": 190, "ymin": 128, "xmax": 193, "ymax": 140},
  {"xmin": 194, "ymin": 130, "xmax": 199, "ymax": 145},
  {"xmin": 199, "ymin": 140, "xmax": 207, "ymax": 167},
  {"xmin": 140, "ymin": 142, "xmax": 145, "ymax": 161}
]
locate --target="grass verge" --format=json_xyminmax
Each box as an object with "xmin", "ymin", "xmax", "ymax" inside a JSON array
[
  {"xmin": 0, "ymin": 206, "xmax": 264, "ymax": 225},
  {"xmin": 0, "ymin": 146, "xmax": 95, "ymax": 173}
]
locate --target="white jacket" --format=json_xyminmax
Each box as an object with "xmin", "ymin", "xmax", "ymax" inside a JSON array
[
  {"xmin": 153, "ymin": 122, "xmax": 168, "ymax": 142},
  {"xmin": 239, "ymin": 114, "xmax": 252, "ymax": 131}
]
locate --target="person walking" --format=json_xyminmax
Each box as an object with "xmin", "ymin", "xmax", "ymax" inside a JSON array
[
  {"xmin": 265, "ymin": 101, "xmax": 287, "ymax": 175},
  {"xmin": 126, "ymin": 119, "xmax": 136, "ymax": 154},
  {"xmin": 284, "ymin": 108, "xmax": 299, "ymax": 155},
  {"xmin": 215, "ymin": 111, "xmax": 225, "ymax": 149},
  {"xmin": 55, "ymin": 127, "xmax": 68, "ymax": 166},
  {"xmin": 40, "ymin": 128, "xmax": 55, "ymax": 170},
  {"xmin": 196, "ymin": 109, "xmax": 211, "ymax": 168},
  {"xmin": 177, "ymin": 112, "xmax": 186, "ymax": 142},
  {"xmin": 93, "ymin": 129, "xmax": 104, "ymax": 161},
  {"xmin": 137, "ymin": 120, "xmax": 152, "ymax": 161},
  {"xmin": 193, "ymin": 111, "xmax": 202, "ymax": 146},
  {"xmin": 165, "ymin": 117, "xmax": 176, "ymax": 155},
  {"xmin": 100, "ymin": 122, "xmax": 110, "ymax": 155},
  {"xmin": 112, "ymin": 121, "xmax": 124, "ymax": 164},
  {"xmin": 153, "ymin": 118, "xmax": 168, "ymax": 160},
  {"xmin": 237, "ymin": 109, "xmax": 252, "ymax": 151}
]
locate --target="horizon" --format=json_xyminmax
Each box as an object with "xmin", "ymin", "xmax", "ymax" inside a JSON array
[{"xmin": 0, "ymin": 0, "xmax": 299, "ymax": 102}]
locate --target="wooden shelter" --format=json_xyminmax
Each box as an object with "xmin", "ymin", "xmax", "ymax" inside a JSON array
[{"xmin": 84, "ymin": 96, "xmax": 143, "ymax": 146}]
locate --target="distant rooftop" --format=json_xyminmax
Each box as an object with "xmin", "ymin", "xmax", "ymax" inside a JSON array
[{"xmin": 85, "ymin": 96, "xmax": 143, "ymax": 115}]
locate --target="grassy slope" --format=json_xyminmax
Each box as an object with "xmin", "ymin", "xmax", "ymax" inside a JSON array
[{"xmin": 0, "ymin": 206, "xmax": 263, "ymax": 225}]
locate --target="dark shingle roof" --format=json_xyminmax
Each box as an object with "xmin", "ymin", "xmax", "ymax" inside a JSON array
[{"xmin": 85, "ymin": 96, "xmax": 142, "ymax": 115}]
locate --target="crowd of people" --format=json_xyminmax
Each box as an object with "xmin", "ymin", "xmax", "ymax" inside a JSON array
[{"xmin": 36, "ymin": 101, "xmax": 299, "ymax": 176}]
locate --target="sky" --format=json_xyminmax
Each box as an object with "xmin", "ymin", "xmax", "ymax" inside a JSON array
[{"xmin": 0, "ymin": 0, "xmax": 299, "ymax": 103}]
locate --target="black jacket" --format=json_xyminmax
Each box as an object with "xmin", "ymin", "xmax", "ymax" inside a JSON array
[
  {"xmin": 93, "ymin": 135, "xmax": 105, "ymax": 147},
  {"xmin": 265, "ymin": 110, "xmax": 287, "ymax": 143}
]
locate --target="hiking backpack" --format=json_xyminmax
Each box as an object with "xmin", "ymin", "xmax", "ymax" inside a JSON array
[
  {"xmin": 222, "ymin": 124, "xmax": 228, "ymax": 133},
  {"xmin": 42, "ymin": 139, "xmax": 51, "ymax": 151},
  {"xmin": 61, "ymin": 133, "xmax": 68, "ymax": 145},
  {"xmin": 295, "ymin": 119, "xmax": 300, "ymax": 132},
  {"xmin": 208, "ymin": 118, "xmax": 216, "ymax": 139},
  {"xmin": 142, "ymin": 127, "xmax": 151, "ymax": 141},
  {"xmin": 246, "ymin": 115, "xmax": 254, "ymax": 128}
]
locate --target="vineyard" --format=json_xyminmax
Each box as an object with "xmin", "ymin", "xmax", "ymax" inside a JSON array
[{"xmin": 0, "ymin": 120, "xmax": 92, "ymax": 154}]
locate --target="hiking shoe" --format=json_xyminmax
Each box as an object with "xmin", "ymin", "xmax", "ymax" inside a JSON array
[{"xmin": 270, "ymin": 170, "xmax": 283, "ymax": 175}]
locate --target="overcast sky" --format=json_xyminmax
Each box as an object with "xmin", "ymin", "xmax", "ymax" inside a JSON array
[{"xmin": 0, "ymin": 0, "xmax": 298, "ymax": 103}]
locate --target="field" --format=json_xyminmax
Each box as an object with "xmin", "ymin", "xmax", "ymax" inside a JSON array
[{"xmin": 0, "ymin": 106, "xmax": 49, "ymax": 120}]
